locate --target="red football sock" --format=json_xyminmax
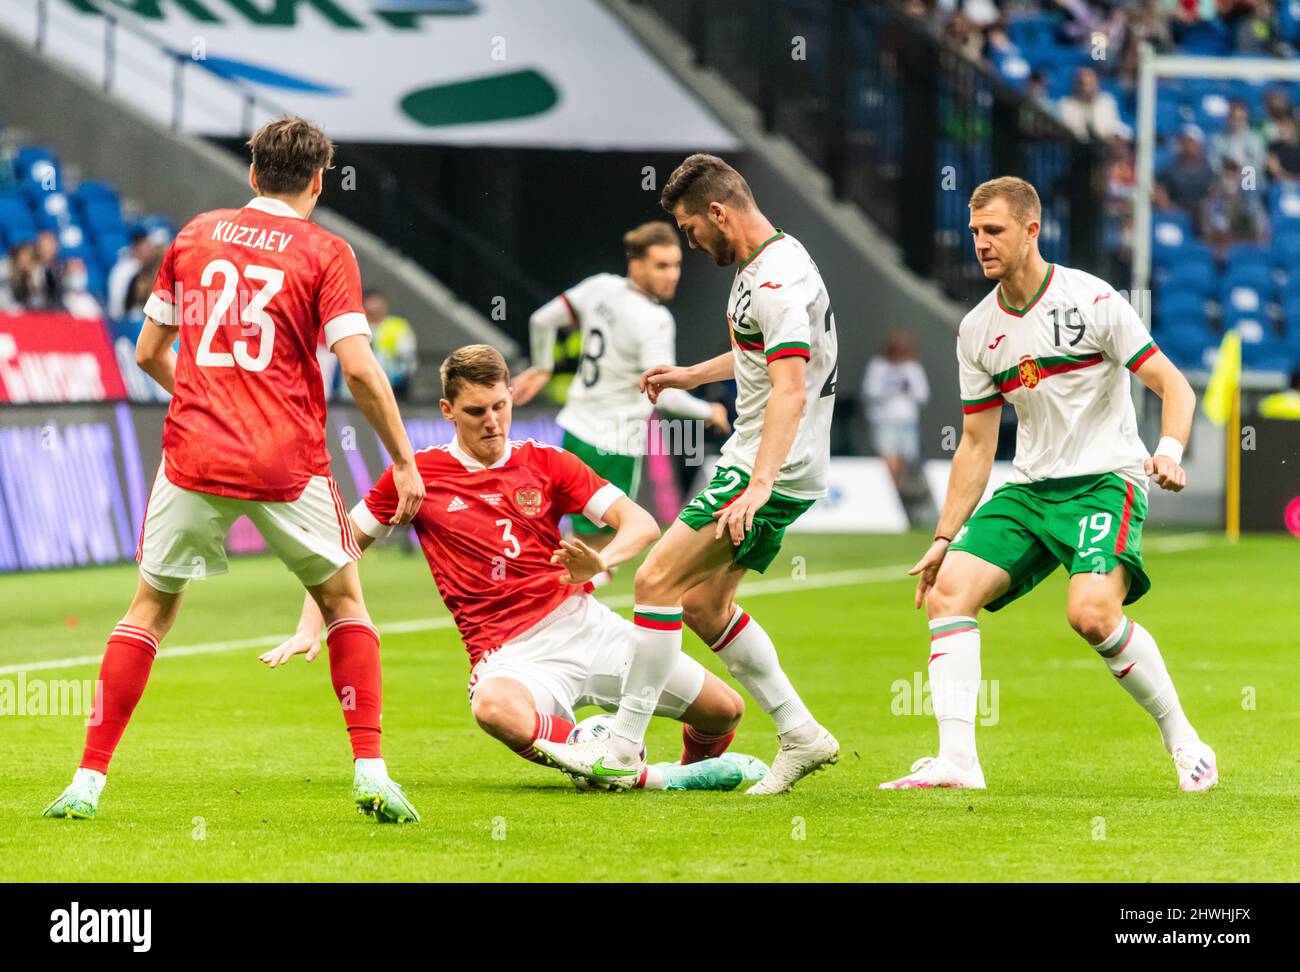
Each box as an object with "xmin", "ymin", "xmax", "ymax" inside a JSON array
[
  {"xmin": 81, "ymin": 622, "xmax": 159, "ymax": 774},
  {"xmin": 681, "ymin": 724, "xmax": 735, "ymax": 764},
  {"xmin": 325, "ymin": 618, "xmax": 383, "ymax": 760},
  {"xmin": 514, "ymin": 711, "xmax": 575, "ymax": 765}
]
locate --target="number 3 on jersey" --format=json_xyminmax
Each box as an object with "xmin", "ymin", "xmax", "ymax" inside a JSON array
[{"xmin": 196, "ymin": 259, "xmax": 284, "ymax": 372}]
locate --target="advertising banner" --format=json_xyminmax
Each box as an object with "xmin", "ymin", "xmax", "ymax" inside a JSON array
[{"xmin": 0, "ymin": 313, "xmax": 127, "ymax": 404}]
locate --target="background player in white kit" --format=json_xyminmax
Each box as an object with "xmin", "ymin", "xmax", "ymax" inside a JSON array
[
  {"xmin": 511, "ymin": 222, "xmax": 730, "ymax": 580},
  {"xmin": 536, "ymin": 154, "xmax": 840, "ymax": 794},
  {"xmin": 882, "ymin": 176, "xmax": 1217, "ymax": 792}
]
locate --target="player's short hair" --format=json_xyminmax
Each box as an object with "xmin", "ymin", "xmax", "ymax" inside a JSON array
[
  {"xmin": 623, "ymin": 221, "xmax": 680, "ymax": 260},
  {"xmin": 660, "ymin": 154, "xmax": 756, "ymax": 216},
  {"xmin": 247, "ymin": 117, "xmax": 334, "ymax": 196},
  {"xmin": 969, "ymin": 176, "xmax": 1041, "ymax": 226},
  {"xmin": 440, "ymin": 344, "xmax": 511, "ymax": 403}
]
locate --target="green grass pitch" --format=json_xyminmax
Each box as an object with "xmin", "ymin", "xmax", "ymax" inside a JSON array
[{"xmin": 2, "ymin": 531, "xmax": 1296, "ymax": 882}]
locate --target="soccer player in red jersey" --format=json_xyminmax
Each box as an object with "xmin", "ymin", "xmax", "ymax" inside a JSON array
[
  {"xmin": 261, "ymin": 345, "xmax": 768, "ymax": 792},
  {"xmin": 43, "ymin": 118, "xmax": 425, "ymax": 822}
]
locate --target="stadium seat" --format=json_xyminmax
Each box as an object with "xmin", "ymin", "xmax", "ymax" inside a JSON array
[
  {"xmin": 1006, "ymin": 12, "xmax": 1062, "ymax": 52},
  {"xmin": 1152, "ymin": 237, "xmax": 1213, "ymax": 273},
  {"xmin": 1156, "ymin": 325, "xmax": 1215, "ymax": 369},
  {"xmin": 1272, "ymin": 182, "xmax": 1300, "ymax": 220},
  {"xmin": 1221, "ymin": 267, "xmax": 1275, "ymax": 315},
  {"xmin": 1241, "ymin": 339, "xmax": 1295, "ymax": 373},
  {"xmin": 1224, "ymin": 312, "xmax": 1271, "ymax": 344},
  {"xmin": 13, "ymin": 146, "xmax": 61, "ymax": 192},
  {"xmin": 1161, "ymin": 259, "xmax": 1216, "ymax": 299},
  {"xmin": 1155, "ymin": 291, "xmax": 1209, "ymax": 330},
  {"xmin": 1226, "ymin": 243, "xmax": 1272, "ymax": 270}
]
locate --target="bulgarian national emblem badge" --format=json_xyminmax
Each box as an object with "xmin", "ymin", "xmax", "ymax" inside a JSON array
[
  {"xmin": 514, "ymin": 485, "xmax": 544, "ymax": 517},
  {"xmin": 1018, "ymin": 355, "xmax": 1041, "ymax": 389}
]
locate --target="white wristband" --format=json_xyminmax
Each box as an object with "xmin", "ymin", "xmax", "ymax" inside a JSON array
[{"xmin": 1153, "ymin": 436, "xmax": 1184, "ymax": 466}]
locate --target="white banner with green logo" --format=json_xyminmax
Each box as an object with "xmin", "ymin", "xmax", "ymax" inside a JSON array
[{"xmin": 0, "ymin": 0, "xmax": 738, "ymax": 150}]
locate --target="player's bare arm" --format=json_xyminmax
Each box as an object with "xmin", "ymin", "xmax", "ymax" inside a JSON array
[
  {"xmin": 261, "ymin": 521, "xmax": 377, "ymax": 667},
  {"xmin": 910, "ymin": 404, "xmax": 1001, "ymax": 608},
  {"xmin": 134, "ymin": 316, "xmax": 180, "ymax": 394},
  {"xmin": 333, "ymin": 334, "xmax": 425, "ymax": 523},
  {"xmin": 550, "ymin": 495, "xmax": 659, "ymax": 584},
  {"xmin": 640, "ymin": 351, "xmax": 734, "ymax": 405},
  {"xmin": 714, "ymin": 355, "xmax": 805, "ymax": 546},
  {"xmin": 1132, "ymin": 351, "xmax": 1195, "ymax": 493}
]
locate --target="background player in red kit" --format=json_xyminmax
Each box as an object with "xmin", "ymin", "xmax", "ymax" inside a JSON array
[
  {"xmin": 43, "ymin": 117, "xmax": 426, "ymax": 823},
  {"xmin": 261, "ymin": 345, "xmax": 767, "ymax": 792}
]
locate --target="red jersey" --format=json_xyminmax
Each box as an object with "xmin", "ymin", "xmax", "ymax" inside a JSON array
[
  {"xmin": 357, "ymin": 437, "xmax": 625, "ymax": 666},
  {"xmin": 144, "ymin": 196, "xmax": 371, "ymax": 501}
]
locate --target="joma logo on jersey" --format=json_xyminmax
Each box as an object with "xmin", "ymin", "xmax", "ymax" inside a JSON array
[
  {"xmin": 513, "ymin": 486, "xmax": 543, "ymax": 517},
  {"xmin": 1018, "ymin": 355, "xmax": 1042, "ymax": 389}
]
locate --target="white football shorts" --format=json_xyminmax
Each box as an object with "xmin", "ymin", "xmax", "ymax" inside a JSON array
[
  {"xmin": 135, "ymin": 458, "xmax": 361, "ymax": 593},
  {"xmin": 468, "ymin": 592, "xmax": 706, "ymax": 722}
]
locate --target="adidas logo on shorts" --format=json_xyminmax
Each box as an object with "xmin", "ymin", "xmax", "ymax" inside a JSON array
[{"xmin": 446, "ymin": 496, "xmax": 469, "ymax": 512}]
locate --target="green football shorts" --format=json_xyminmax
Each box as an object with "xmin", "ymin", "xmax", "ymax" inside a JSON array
[
  {"xmin": 677, "ymin": 465, "xmax": 814, "ymax": 573},
  {"xmin": 561, "ymin": 430, "xmax": 642, "ymax": 535},
  {"xmin": 948, "ymin": 472, "xmax": 1151, "ymax": 612}
]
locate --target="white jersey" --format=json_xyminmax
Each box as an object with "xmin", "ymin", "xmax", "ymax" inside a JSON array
[
  {"xmin": 721, "ymin": 231, "xmax": 837, "ymax": 499},
  {"xmin": 957, "ymin": 262, "xmax": 1159, "ymax": 488},
  {"xmin": 538, "ymin": 273, "xmax": 712, "ymax": 456}
]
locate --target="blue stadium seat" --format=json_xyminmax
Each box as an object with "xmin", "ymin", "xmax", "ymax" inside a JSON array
[
  {"xmin": 1173, "ymin": 19, "xmax": 1232, "ymax": 56},
  {"xmin": 1282, "ymin": 294, "xmax": 1300, "ymax": 332},
  {"xmin": 13, "ymin": 146, "xmax": 61, "ymax": 192},
  {"xmin": 1241, "ymin": 339, "xmax": 1295, "ymax": 372},
  {"xmin": 1156, "ymin": 291, "xmax": 1209, "ymax": 330},
  {"xmin": 1271, "ymin": 181, "xmax": 1300, "ymax": 219},
  {"xmin": 1273, "ymin": 228, "xmax": 1300, "ymax": 267},
  {"xmin": 1226, "ymin": 243, "xmax": 1272, "ymax": 271},
  {"xmin": 1281, "ymin": 0, "xmax": 1300, "ymax": 44},
  {"xmin": 1007, "ymin": 13, "xmax": 1062, "ymax": 51},
  {"xmin": 96, "ymin": 233, "xmax": 129, "ymax": 267},
  {"xmin": 0, "ymin": 191, "xmax": 36, "ymax": 245},
  {"xmin": 81, "ymin": 198, "xmax": 125, "ymax": 241},
  {"xmin": 1152, "ymin": 236, "xmax": 1213, "ymax": 273},
  {"xmin": 1157, "ymin": 325, "xmax": 1216, "ymax": 369},
  {"xmin": 1162, "ymin": 258, "xmax": 1217, "ymax": 299},
  {"xmin": 1224, "ymin": 312, "xmax": 1272, "ymax": 344}
]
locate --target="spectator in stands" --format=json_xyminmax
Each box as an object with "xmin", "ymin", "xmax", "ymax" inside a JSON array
[
  {"xmin": 60, "ymin": 257, "xmax": 102, "ymax": 319},
  {"xmin": 4, "ymin": 242, "xmax": 37, "ymax": 310},
  {"xmin": 1210, "ymin": 100, "xmax": 1268, "ymax": 179},
  {"xmin": 363, "ymin": 289, "xmax": 418, "ymax": 399},
  {"xmin": 1056, "ymin": 0, "xmax": 1128, "ymax": 69},
  {"xmin": 107, "ymin": 227, "xmax": 164, "ymax": 321},
  {"xmin": 863, "ymin": 329, "xmax": 929, "ymax": 491},
  {"xmin": 1118, "ymin": 0, "xmax": 1173, "ymax": 82},
  {"xmin": 1266, "ymin": 115, "xmax": 1300, "ymax": 181},
  {"xmin": 1261, "ymin": 87, "xmax": 1295, "ymax": 143},
  {"xmin": 1027, "ymin": 69, "xmax": 1054, "ymax": 111},
  {"xmin": 1201, "ymin": 158, "xmax": 1270, "ymax": 257},
  {"xmin": 1157, "ymin": 125, "xmax": 1216, "ymax": 227},
  {"xmin": 30, "ymin": 229, "xmax": 62, "ymax": 310},
  {"xmin": 1057, "ymin": 67, "xmax": 1131, "ymax": 140},
  {"xmin": 942, "ymin": 10, "xmax": 986, "ymax": 61},
  {"xmin": 1225, "ymin": 0, "xmax": 1278, "ymax": 53}
]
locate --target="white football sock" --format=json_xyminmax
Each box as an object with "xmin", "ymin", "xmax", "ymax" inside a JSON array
[
  {"xmin": 73, "ymin": 767, "xmax": 106, "ymax": 795},
  {"xmin": 927, "ymin": 616, "xmax": 982, "ymax": 771},
  {"xmin": 710, "ymin": 606, "xmax": 814, "ymax": 737},
  {"xmin": 1092, "ymin": 617, "xmax": 1198, "ymax": 753},
  {"xmin": 354, "ymin": 757, "xmax": 388, "ymax": 778},
  {"xmin": 610, "ymin": 605, "xmax": 683, "ymax": 756}
]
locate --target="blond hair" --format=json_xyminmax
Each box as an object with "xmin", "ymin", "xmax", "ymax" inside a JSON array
[
  {"xmin": 440, "ymin": 344, "xmax": 510, "ymax": 402},
  {"xmin": 969, "ymin": 176, "xmax": 1041, "ymax": 226}
]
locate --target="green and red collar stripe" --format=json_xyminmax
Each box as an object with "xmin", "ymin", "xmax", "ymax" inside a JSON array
[
  {"xmin": 993, "ymin": 352, "xmax": 1103, "ymax": 393},
  {"xmin": 738, "ymin": 230, "xmax": 786, "ymax": 272},
  {"xmin": 634, "ymin": 608, "xmax": 683, "ymax": 631},
  {"xmin": 1125, "ymin": 340, "xmax": 1159, "ymax": 372},
  {"xmin": 996, "ymin": 264, "xmax": 1054, "ymax": 317},
  {"xmin": 962, "ymin": 393, "xmax": 1004, "ymax": 414}
]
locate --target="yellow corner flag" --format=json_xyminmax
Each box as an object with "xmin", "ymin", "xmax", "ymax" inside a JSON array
[{"xmin": 1202, "ymin": 329, "xmax": 1241, "ymax": 427}]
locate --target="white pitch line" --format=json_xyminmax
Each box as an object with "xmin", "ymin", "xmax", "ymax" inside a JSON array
[{"xmin": 0, "ymin": 532, "xmax": 1214, "ymax": 677}]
